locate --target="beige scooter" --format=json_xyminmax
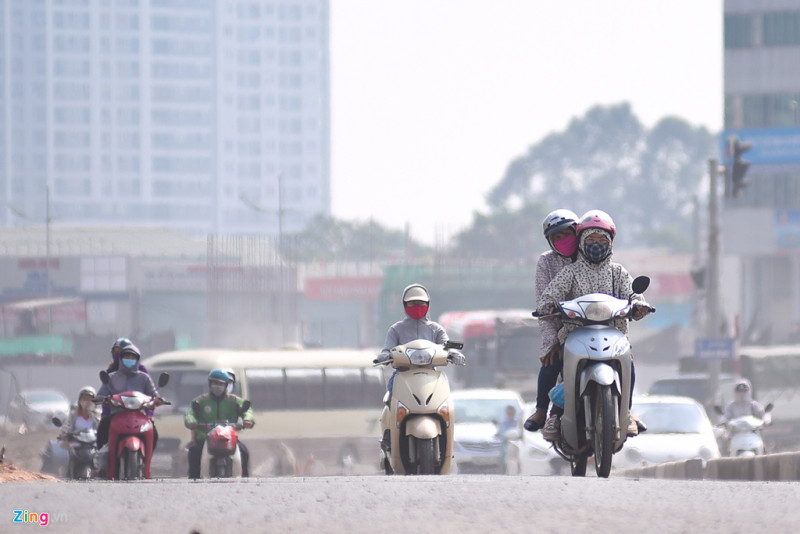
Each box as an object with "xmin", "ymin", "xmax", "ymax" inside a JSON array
[{"xmin": 377, "ymin": 339, "xmax": 463, "ymax": 475}]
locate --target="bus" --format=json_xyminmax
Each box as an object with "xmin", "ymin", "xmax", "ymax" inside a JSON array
[
  {"xmin": 141, "ymin": 347, "xmax": 385, "ymax": 477},
  {"xmin": 441, "ymin": 310, "xmax": 542, "ymax": 401}
]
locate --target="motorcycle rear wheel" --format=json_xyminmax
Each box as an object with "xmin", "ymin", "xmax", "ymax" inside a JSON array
[{"xmin": 593, "ymin": 385, "xmax": 614, "ymax": 478}]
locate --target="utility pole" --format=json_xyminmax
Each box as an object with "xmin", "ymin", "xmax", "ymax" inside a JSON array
[{"xmin": 707, "ymin": 159, "xmax": 722, "ymax": 405}]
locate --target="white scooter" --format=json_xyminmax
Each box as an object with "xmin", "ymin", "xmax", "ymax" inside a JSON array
[
  {"xmin": 376, "ymin": 339, "xmax": 463, "ymax": 475},
  {"xmin": 534, "ymin": 276, "xmax": 654, "ymax": 478},
  {"xmin": 717, "ymin": 403, "xmax": 773, "ymax": 457}
]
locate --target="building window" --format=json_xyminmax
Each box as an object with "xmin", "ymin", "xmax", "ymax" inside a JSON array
[
  {"xmin": 725, "ymin": 14, "xmax": 753, "ymax": 49},
  {"xmin": 763, "ymin": 11, "xmax": 800, "ymax": 47}
]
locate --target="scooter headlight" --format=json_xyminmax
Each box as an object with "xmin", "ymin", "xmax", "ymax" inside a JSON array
[
  {"xmin": 583, "ymin": 302, "xmax": 613, "ymax": 322},
  {"xmin": 121, "ymin": 395, "xmax": 144, "ymax": 410},
  {"xmin": 407, "ymin": 348, "xmax": 435, "ymax": 365}
]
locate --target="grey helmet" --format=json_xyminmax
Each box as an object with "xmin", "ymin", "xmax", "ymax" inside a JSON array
[{"xmin": 542, "ymin": 209, "xmax": 579, "ymax": 254}]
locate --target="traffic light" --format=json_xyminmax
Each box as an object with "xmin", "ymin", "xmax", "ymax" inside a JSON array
[
  {"xmin": 729, "ymin": 139, "xmax": 752, "ymax": 197},
  {"xmin": 690, "ymin": 265, "xmax": 706, "ymax": 290}
]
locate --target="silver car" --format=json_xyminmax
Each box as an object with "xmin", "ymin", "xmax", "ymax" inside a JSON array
[{"xmin": 451, "ymin": 389, "xmax": 524, "ymax": 474}]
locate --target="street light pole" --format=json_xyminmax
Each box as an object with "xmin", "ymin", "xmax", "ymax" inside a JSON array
[{"xmin": 707, "ymin": 159, "xmax": 722, "ymax": 406}]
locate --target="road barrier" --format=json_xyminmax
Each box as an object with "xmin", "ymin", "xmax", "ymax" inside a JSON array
[{"xmin": 617, "ymin": 451, "xmax": 800, "ymax": 481}]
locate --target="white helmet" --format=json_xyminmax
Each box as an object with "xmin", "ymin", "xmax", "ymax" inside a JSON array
[
  {"xmin": 542, "ymin": 209, "xmax": 579, "ymax": 255},
  {"xmin": 402, "ymin": 284, "xmax": 430, "ymax": 304}
]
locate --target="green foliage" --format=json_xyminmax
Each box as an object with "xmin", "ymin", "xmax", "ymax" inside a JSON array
[{"xmin": 473, "ymin": 103, "xmax": 716, "ymax": 254}]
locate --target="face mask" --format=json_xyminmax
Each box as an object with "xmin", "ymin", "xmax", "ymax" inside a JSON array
[
  {"xmin": 121, "ymin": 358, "xmax": 137, "ymax": 370},
  {"xmin": 405, "ymin": 304, "xmax": 429, "ymax": 320},
  {"xmin": 583, "ymin": 242, "xmax": 610, "ymax": 263},
  {"xmin": 210, "ymin": 383, "xmax": 226, "ymax": 397},
  {"xmin": 553, "ymin": 235, "xmax": 577, "ymax": 257}
]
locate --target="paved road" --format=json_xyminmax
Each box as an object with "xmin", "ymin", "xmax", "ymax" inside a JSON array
[{"xmin": 3, "ymin": 475, "xmax": 799, "ymax": 533}]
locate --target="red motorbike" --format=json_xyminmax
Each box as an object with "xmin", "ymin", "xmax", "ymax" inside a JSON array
[
  {"xmin": 192, "ymin": 400, "xmax": 252, "ymax": 478},
  {"xmin": 96, "ymin": 372, "xmax": 170, "ymax": 480}
]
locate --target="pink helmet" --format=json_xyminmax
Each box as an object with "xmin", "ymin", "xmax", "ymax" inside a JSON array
[{"xmin": 577, "ymin": 210, "xmax": 616, "ymax": 240}]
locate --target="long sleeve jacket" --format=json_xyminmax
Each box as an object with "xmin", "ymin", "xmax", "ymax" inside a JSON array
[{"xmin": 378, "ymin": 315, "xmax": 449, "ymax": 360}]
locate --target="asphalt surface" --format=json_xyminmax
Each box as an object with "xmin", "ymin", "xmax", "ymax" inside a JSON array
[{"xmin": 3, "ymin": 475, "xmax": 799, "ymax": 534}]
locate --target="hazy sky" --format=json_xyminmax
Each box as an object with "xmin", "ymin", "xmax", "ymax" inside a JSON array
[{"xmin": 328, "ymin": 0, "xmax": 723, "ymax": 246}]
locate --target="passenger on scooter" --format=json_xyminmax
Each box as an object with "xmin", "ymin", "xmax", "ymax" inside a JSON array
[
  {"xmin": 720, "ymin": 379, "xmax": 768, "ymax": 425},
  {"xmin": 524, "ymin": 209, "xmax": 580, "ymax": 432},
  {"xmin": 537, "ymin": 210, "xmax": 651, "ymax": 441},
  {"xmin": 185, "ymin": 368, "xmax": 255, "ymax": 479},
  {"xmin": 60, "ymin": 386, "xmax": 100, "ymax": 440},
  {"xmin": 95, "ymin": 344, "xmax": 163, "ymax": 451},
  {"xmin": 373, "ymin": 284, "xmax": 464, "ymax": 450}
]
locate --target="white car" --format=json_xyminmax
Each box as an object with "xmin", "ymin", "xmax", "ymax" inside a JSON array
[
  {"xmin": 504, "ymin": 403, "xmax": 570, "ymax": 476},
  {"xmin": 9, "ymin": 388, "xmax": 70, "ymax": 431},
  {"xmin": 614, "ymin": 395, "xmax": 721, "ymax": 470},
  {"xmin": 450, "ymin": 389, "xmax": 525, "ymax": 474}
]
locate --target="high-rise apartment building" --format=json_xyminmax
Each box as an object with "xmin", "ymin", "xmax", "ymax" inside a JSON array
[{"xmin": 1, "ymin": 0, "xmax": 330, "ymax": 235}]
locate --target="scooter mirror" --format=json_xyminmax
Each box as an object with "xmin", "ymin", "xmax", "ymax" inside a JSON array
[
  {"xmin": 99, "ymin": 370, "xmax": 110, "ymax": 385},
  {"xmin": 51, "ymin": 417, "xmax": 63, "ymax": 428},
  {"xmin": 158, "ymin": 372, "xmax": 170, "ymax": 388},
  {"xmin": 713, "ymin": 405, "xmax": 724, "ymax": 415},
  {"xmin": 191, "ymin": 400, "xmax": 201, "ymax": 416},
  {"xmin": 631, "ymin": 276, "xmax": 650, "ymax": 295},
  {"xmin": 240, "ymin": 400, "xmax": 251, "ymax": 414},
  {"xmin": 765, "ymin": 402, "xmax": 774, "ymax": 413}
]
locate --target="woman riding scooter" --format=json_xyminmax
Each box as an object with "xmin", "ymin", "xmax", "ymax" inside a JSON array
[
  {"xmin": 537, "ymin": 210, "xmax": 650, "ymax": 441},
  {"xmin": 373, "ymin": 284, "xmax": 465, "ymax": 451},
  {"xmin": 51, "ymin": 386, "xmax": 99, "ymax": 478}
]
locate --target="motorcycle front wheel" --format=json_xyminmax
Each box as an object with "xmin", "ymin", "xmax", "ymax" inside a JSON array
[
  {"xmin": 571, "ymin": 454, "xmax": 588, "ymax": 477},
  {"xmin": 593, "ymin": 385, "xmax": 614, "ymax": 478},
  {"xmin": 417, "ymin": 438, "xmax": 436, "ymax": 475}
]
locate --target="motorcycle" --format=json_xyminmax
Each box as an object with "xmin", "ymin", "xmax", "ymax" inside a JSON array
[
  {"xmin": 534, "ymin": 276, "xmax": 654, "ymax": 478},
  {"xmin": 191, "ymin": 400, "xmax": 252, "ymax": 478},
  {"xmin": 50, "ymin": 417, "xmax": 97, "ymax": 480},
  {"xmin": 94, "ymin": 371, "xmax": 171, "ymax": 480},
  {"xmin": 376, "ymin": 339, "xmax": 464, "ymax": 475},
  {"xmin": 716, "ymin": 403, "xmax": 773, "ymax": 457}
]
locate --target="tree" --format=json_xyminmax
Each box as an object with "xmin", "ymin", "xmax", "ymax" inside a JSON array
[{"xmin": 483, "ymin": 103, "xmax": 715, "ymax": 251}]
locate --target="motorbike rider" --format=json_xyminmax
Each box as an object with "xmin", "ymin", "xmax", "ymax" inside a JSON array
[
  {"xmin": 524, "ymin": 209, "xmax": 579, "ymax": 432},
  {"xmin": 60, "ymin": 386, "xmax": 100, "ymax": 439},
  {"xmin": 536, "ymin": 210, "xmax": 651, "ymax": 441},
  {"xmin": 58, "ymin": 386, "xmax": 100, "ymax": 476},
  {"xmin": 95, "ymin": 344, "xmax": 163, "ymax": 452},
  {"xmin": 373, "ymin": 283, "xmax": 465, "ymax": 450},
  {"xmin": 720, "ymin": 379, "xmax": 768, "ymax": 425},
  {"xmin": 184, "ymin": 368, "xmax": 255, "ymax": 479}
]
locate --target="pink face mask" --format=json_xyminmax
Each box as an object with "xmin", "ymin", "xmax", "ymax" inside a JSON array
[
  {"xmin": 553, "ymin": 234, "xmax": 578, "ymax": 257},
  {"xmin": 405, "ymin": 304, "xmax": 429, "ymax": 320}
]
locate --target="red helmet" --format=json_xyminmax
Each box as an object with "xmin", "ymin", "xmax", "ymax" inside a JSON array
[{"xmin": 577, "ymin": 210, "xmax": 616, "ymax": 240}]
